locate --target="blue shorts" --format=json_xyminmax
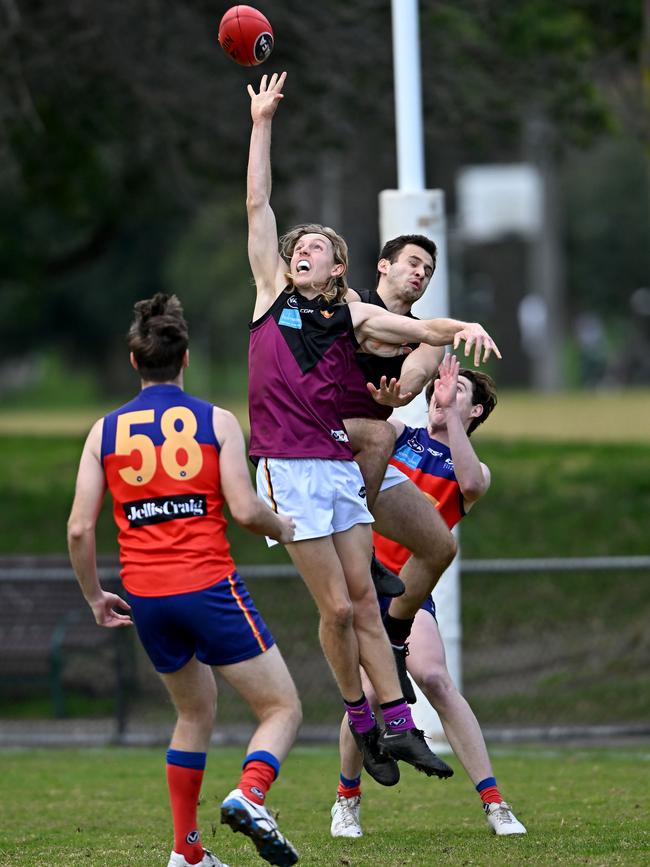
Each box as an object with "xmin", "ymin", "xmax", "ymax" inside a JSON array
[
  {"xmin": 378, "ymin": 593, "xmax": 437, "ymax": 621},
  {"xmin": 126, "ymin": 572, "xmax": 275, "ymax": 673}
]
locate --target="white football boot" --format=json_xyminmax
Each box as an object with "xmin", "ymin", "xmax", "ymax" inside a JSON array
[
  {"xmin": 167, "ymin": 848, "xmax": 230, "ymax": 867},
  {"xmin": 484, "ymin": 801, "xmax": 527, "ymax": 835},
  {"xmin": 330, "ymin": 795, "xmax": 362, "ymax": 838},
  {"xmin": 220, "ymin": 787, "xmax": 298, "ymax": 866}
]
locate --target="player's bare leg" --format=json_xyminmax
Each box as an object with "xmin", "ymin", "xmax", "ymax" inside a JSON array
[
  {"xmin": 344, "ymin": 418, "xmax": 404, "ymax": 598},
  {"xmin": 373, "ymin": 480, "xmax": 456, "ymax": 701},
  {"xmin": 161, "ymin": 657, "xmax": 217, "ymax": 753},
  {"xmin": 407, "ymin": 611, "xmax": 491, "ymax": 782},
  {"xmin": 344, "ymin": 418, "xmax": 396, "ymax": 509},
  {"xmin": 218, "ymin": 647, "xmax": 301, "ymax": 866},
  {"xmin": 217, "ymin": 645, "xmax": 301, "ymax": 763},
  {"xmin": 286, "ymin": 530, "xmax": 400, "ymax": 786},
  {"xmin": 286, "ymin": 534, "xmax": 368, "ymax": 700},
  {"xmin": 407, "ymin": 610, "xmax": 526, "ymax": 835},
  {"xmin": 373, "ymin": 481, "xmax": 457, "ymax": 619},
  {"xmin": 161, "ymin": 660, "xmax": 225, "ymax": 866}
]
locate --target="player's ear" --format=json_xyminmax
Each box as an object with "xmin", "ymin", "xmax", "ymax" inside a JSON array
[
  {"xmin": 377, "ymin": 258, "xmax": 391, "ymax": 276},
  {"xmin": 331, "ymin": 262, "xmax": 346, "ymax": 277},
  {"xmin": 129, "ymin": 351, "xmax": 138, "ymax": 371},
  {"xmin": 182, "ymin": 349, "xmax": 190, "ymax": 369},
  {"xmin": 470, "ymin": 403, "xmax": 484, "ymax": 419}
]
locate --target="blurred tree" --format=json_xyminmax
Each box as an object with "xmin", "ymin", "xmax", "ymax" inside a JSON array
[{"xmin": 0, "ymin": 0, "xmax": 644, "ymax": 391}]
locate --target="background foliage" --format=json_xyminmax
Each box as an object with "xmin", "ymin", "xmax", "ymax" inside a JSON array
[{"xmin": 2, "ymin": 1, "xmax": 649, "ymax": 396}]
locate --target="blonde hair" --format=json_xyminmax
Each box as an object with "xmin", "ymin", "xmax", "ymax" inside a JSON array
[{"xmin": 279, "ymin": 223, "xmax": 349, "ymax": 304}]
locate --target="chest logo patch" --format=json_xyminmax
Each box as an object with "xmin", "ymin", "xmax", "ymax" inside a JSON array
[{"xmin": 279, "ymin": 308, "xmax": 302, "ymax": 329}]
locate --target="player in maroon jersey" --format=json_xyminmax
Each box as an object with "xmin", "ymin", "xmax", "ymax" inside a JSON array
[
  {"xmin": 330, "ymin": 355, "xmax": 526, "ymax": 839},
  {"xmin": 245, "ymin": 70, "xmax": 500, "ymax": 793},
  {"xmin": 68, "ymin": 293, "xmax": 301, "ymax": 867}
]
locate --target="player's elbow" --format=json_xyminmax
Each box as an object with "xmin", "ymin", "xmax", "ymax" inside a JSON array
[
  {"xmin": 246, "ymin": 191, "xmax": 267, "ymax": 214},
  {"xmin": 230, "ymin": 498, "xmax": 261, "ymax": 530},
  {"xmin": 460, "ymin": 481, "xmax": 487, "ymax": 504},
  {"xmin": 66, "ymin": 517, "xmax": 95, "ymax": 546}
]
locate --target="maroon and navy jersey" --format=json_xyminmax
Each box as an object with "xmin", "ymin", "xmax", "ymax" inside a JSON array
[
  {"xmin": 248, "ymin": 289, "xmax": 358, "ymax": 460},
  {"xmin": 338, "ymin": 288, "xmax": 420, "ymax": 421},
  {"xmin": 373, "ymin": 425, "xmax": 464, "ymax": 574},
  {"xmin": 101, "ymin": 384, "xmax": 235, "ymax": 597}
]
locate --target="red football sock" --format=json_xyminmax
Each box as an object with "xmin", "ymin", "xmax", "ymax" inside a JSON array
[
  {"xmin": 239, "ymin": 759, "xmax": 277, "ymax": 806},
  {"xmin": 337, "ymin": 773, "xmax": 362, "ymax": 799},
  {"xmin": 166, "ymin": 763, "xmax": 204, "ymax": 864},
  {"xmin": 478, "ymin": 784, "xmax": 504, "ymax": 805}
]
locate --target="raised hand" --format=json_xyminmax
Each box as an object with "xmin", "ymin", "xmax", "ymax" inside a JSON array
[
  {"xmin": 367, "ymin": 375, "xmax": 414, "ymax": 407},
  {"xmin": 433, "ymin": 353, "xmax": 460, "ymax": 409},
  {"xmin": 248, "ymin": 71, "xmax": 287, "ymax": 123},
  {"xmin": 452, "ymin": 323, "xmax": 501, "ymax": 367}
]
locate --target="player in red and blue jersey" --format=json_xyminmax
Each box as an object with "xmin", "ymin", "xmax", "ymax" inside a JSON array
[
  {"xmin": 331, "ymin": 355, "xmax": 527, "ymax": 839},
  {"xmin": 68, "ymin": 293, "xmax": 301, "ymax": 867},
  {"xmin": 246, "ymin": 72, "xmax": 502, "ymax": 794}
]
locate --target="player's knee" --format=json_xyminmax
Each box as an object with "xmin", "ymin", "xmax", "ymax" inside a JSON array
[
  {"xmin": 416, "ymin": 527, "xmax": 456, "ymax": 569},
  {"xmin": 321, "ymin": 600, "xmax": 354, "ymax": 632},
  {"xmin": 418, "ymin": 666, "xmax": 455, "ymax": 707},
  {"xmin": 177, "ymin": 695, "xmax": 216, "ymax": 729},
  {"xmin": 368, "ymin": 423, "xmax": 396, "ymax": 462}
]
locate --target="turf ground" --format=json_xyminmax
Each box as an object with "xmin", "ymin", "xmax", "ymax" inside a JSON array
[
  {"xmin": 1, "ymin": 388, "xmax": 650, "ymax": 441},
  {"xmin": 1, "ymin": 745, "xmax": 648, "ymax": 866}
]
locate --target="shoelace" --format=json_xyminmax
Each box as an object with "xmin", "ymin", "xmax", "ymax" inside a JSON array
[
  {"xmin": 491, "ymin": 803, "xmax": 514, "ymax": 823},
  {"xmin": 336, "ymin": 800, "xmax": 360, "ymax": 828}
]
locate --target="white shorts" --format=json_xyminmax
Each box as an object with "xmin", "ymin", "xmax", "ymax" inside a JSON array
[
  {"xmin": 256, "ymin": 457, "xmax": 374, "ymax": 546},
  {"xmin": 379, "ymin": 462, "xmax": 409, "ymax": 493}
]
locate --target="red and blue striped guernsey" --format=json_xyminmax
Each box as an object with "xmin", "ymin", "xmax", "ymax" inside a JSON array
[
  {"xmin": 373, "ymin": 425, "xmax": 465, "ymax": 574},
  {"xmin": 101, "ymin": 384, "xmax": 235, "ymax": 596}
]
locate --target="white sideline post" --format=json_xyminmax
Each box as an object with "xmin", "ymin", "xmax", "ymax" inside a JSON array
[{"xmin": 382, "ymin": 0, "xmax": 460, "ymax": 753}]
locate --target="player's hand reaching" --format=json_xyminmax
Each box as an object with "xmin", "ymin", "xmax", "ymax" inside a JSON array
[
  {"xmin": 433, "ymin": 353, "xmax": 460, "ymax": 410},
  {"xmin": 368, "ymin": 375, "xmax": 414, "ymax": 407},
  {"xmin": 248, "ymin": 71, "xmax": 286, "ymax": 123},
  {"xmin": 452, "ymin": 322, "xmax": 501, "ymax": 367},
  {"xmin": 88, "ymin": 590, "xmax": 133, "ymax": 629}
]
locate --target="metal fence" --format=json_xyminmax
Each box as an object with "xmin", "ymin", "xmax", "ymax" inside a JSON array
[{"xmin": 0, "ymin": 556, "xmax": 648, "ymax": 746}]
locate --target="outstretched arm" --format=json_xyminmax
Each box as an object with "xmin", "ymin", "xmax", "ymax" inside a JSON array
[
  {"xmin": 246, "ymin": 72, "xmax": 288, "ymax": 320},
  {"xmin": 434, "ymin": 354, "xmax": 491, "ymax": 507},
  {"xmin": 368, "ymin": 344, "xmax": 444, "ymax": 408},
  {"xmin": 349, "ymin": 302, "xmax": 501, "ymax": 366},
  {"xmin": 67, "ymin": 421, "xmax": 133, "ymax": 628},
  {"xmin": 214, "ymin": 408, "xmax": 295, "ymax": 544}
]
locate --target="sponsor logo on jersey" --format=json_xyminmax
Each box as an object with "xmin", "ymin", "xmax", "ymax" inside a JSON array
[
  {"xmin": 444, "ymin": 457, "xmax": 455, "ymax": 468},
  {"xmin": 320, "ymin": 309, "xmax": 334, "ymax": 319},
  {"xmin": 330, "ymin": 429, "xmax": 349, "ymax": 442},
  {"xmin": 407, "ymin": 437, "xmax": 425, "ymax": 453},
  {"xmin": 287, "ymin": 295, "xmax": 299, "ymax": 308},
  {"xmin": 279, "ymin": 308, "xmax": 302, "ymax": 329},
  {"xmin": 123, "ymin": 494, "xmax": 207, "ymax": 527},
  {"xmin": 394, "ymin": 443, "xmax": 422, "ymax": 469},
  {"xmin": 427, "ymin": 448, "xmax": 444, "ymax": 457}
]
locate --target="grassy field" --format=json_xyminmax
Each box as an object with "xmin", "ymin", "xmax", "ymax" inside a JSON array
[
  {"xmin": 0, "ymin": 745, "xmax": 649, "ymax": 866},
  {"xmin": 2, "ymin": 387, "xmax": 650, "ymax": 441},
  {"xmin": 1, "ymin": 396, "xmax": 649, "ymax": 728}
]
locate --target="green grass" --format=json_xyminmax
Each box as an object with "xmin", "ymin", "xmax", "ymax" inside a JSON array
[
  {"xmin": 2, "ymin": 434, "xmax": 650, "ymax": 561},
  {"xmin": 0, "ymin": 745, "xmax": 648, "ymax": 866}
]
